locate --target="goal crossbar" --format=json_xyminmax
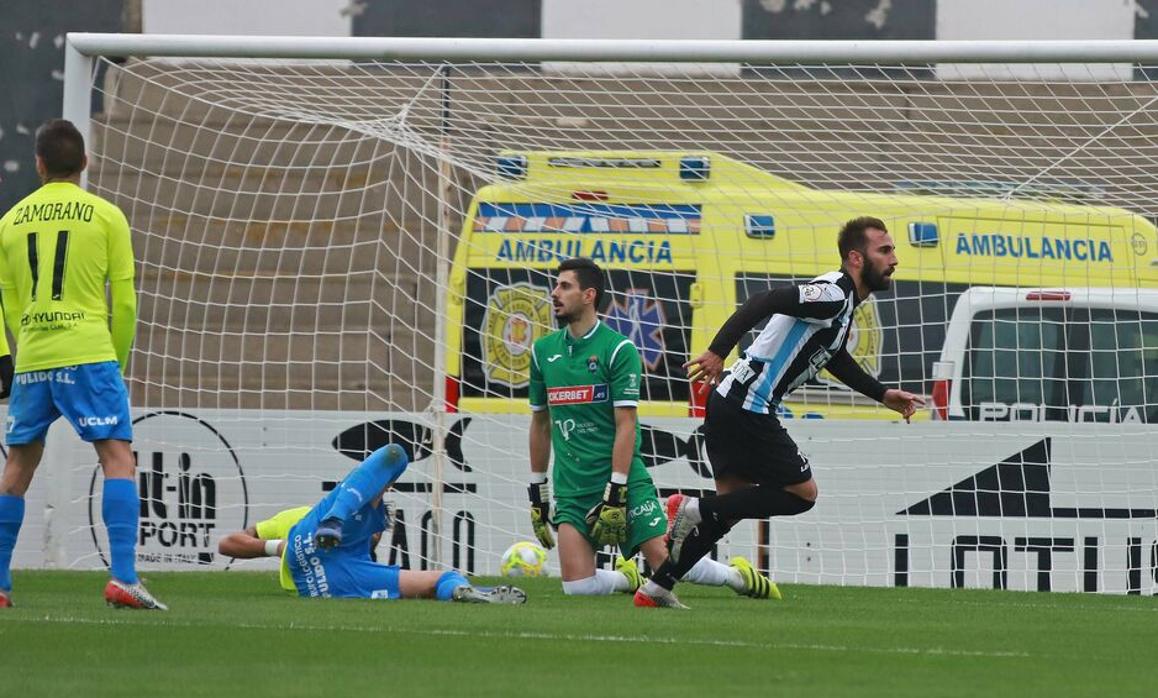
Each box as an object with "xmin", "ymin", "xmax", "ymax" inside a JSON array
[{"xmin": 66, "ymin": 34, "xmax": 1158, "ymax": 64}]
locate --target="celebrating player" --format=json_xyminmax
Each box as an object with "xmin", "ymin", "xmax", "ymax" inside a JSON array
[
  {"xmin": 0, "ymin": 120, "xmax": 164, "ymax": 609},
  {"xmin": 528, "ymin": 257, "xmax": 776, "ymax": 605},
  {"xmin": 221, "ymin": 443, "xmax": 526, "ymax": 604},
  {"xmin": 635, "ymin": 217, "xmax": 925, "ymax": 608}
]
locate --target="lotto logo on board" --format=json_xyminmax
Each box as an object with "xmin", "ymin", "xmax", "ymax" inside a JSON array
[{"xmin": 547, "ymin": 384, "xmax": 609, "ymax": 405}]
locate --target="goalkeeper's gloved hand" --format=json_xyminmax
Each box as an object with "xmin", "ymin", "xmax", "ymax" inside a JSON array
[
  {"xmin": 528, "ymin": 479, "xmax": 555, "ymax": 549},
  {"xmin": 585, "ymin": 480, "xmax": 628, "ymax": 546}
]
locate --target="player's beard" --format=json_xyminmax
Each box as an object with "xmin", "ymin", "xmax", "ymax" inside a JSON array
[
  {"xmin": 553, "ymin": 303, "xmax": 575, "ymax": 324},
  {"xmin": 862, "ymin": 260, "xmax": 893, "ymax": 293}
]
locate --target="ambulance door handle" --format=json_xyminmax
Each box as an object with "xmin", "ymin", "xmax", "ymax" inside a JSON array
[{"xmin": 689, "ymin": 282, "xmax": 704, "ymax": 308}]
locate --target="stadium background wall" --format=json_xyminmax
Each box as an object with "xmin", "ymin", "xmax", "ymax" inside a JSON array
[{"xmin": 6, "ymin": 408, "xmax": 1155, "ymax": 595}]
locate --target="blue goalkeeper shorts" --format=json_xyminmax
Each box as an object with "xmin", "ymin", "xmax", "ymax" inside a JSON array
[
  {"xmin": 284, "ymin": 527, "xmax": 402, "ymax": 600},
  {"xmin": 7, "ymin": 361, "xmax": 133, "ymax": 445}
]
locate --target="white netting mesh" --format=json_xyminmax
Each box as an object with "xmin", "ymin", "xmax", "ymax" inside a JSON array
[{"xmin": 30, "ymin": 52, "xmax": 1157, "ymax": 593}]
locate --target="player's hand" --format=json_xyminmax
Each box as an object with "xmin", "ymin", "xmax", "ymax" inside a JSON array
[
  {"xmin": 528, "ymin": 480, "xmax": 555, "ymax": 549},
  {"xmin": 0, "ymin": 354, "xmax": 12, "ymax": 400},
  {"xmin": 683, "ymin": 350, "xmax": 724, "ymax": 391},
  {"xmin": 883, "ymin": 388, "xmax": 926, "ymax": 423},
  {"xmin": 585, "ymin": 480, "xmax": 628, "ymax": 546}
]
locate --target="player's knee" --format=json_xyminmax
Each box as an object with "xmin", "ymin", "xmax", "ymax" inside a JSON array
[
  {"xmin": 789, "ymin": 479, "xmax": 818, "ymax": 503},
  {"xmin": 382, "ymin": 443, "xmax": 409, "ymax": 466},
  {"xmin": 0, "ymin": 462, "xmax": 37, "ymax": 497}
]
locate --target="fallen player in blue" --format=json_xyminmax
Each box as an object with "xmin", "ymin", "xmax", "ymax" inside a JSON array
[{"xmin": 220, "ymin": 444, "xmax": 525, "ymax": 604}]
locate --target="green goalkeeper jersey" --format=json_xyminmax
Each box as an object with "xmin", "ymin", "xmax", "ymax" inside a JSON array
[{"xmin": 529, "ymin": 320, "xmax": 649, "ymax": 498}]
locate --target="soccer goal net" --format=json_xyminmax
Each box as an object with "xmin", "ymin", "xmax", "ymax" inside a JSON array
[{"xmin": 30, "ymin": 36, "xmax": 1157, "ymax": 593}]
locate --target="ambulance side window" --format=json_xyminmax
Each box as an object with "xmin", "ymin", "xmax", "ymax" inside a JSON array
[
  {"xmin": 963, "ymin": 307, "xmax": 1158, "ymax": 423},
  {"xmin": 963, "ymin": 307, "xmax": 1068, "ymax": 420},
  {"xmin": 1070, "ymin": 309, "xmax": 1158, "ymax": 422}
]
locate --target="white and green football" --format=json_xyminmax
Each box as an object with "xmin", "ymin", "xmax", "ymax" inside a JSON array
[{"xmin": 499, "ymin": 541, "xmax": 549, "ymax": 577}]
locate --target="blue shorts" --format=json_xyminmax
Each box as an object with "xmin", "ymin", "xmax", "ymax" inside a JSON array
[
  {"xmin": 6, "ymin": 362, "xmax": 133, "ymax": 445},
  {"xmin": 324, "ymin": 556, "xmax": 402, "ymax": 600},
  {"xmin": 284, "ymin": 529, "xmax": 402, "ymax": 600}
]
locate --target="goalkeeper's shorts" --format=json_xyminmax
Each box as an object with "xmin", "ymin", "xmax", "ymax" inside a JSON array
[
  {"xmin": 286, "ymin": 534, "xmax": 402, "ymax": 600},
  {"xmin": 553, "ymin": 480, "xmax": 666, "ymax": 557},
  {"xmin": 7, "ymin": 361, "xmax": 132, "ymax": 445}
]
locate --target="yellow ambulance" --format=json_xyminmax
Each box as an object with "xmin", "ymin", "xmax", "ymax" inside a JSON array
[{"xmin": 442, "ymin": 151, "xmax": 1158, "ymax": 420}]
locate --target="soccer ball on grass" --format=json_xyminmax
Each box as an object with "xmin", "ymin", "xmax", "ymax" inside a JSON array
[{"xmin": 500, "ymin": 541, "xmax": 549, "ymax": 577}]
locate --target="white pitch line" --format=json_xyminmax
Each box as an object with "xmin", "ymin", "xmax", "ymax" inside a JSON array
[
  {"xmin": 884, "ymin": 596, "xmax": 1158, "ymax": 614},
  {"xmin": 2, "ymin": 614, "xmax": 1031, "ymax": 659}
]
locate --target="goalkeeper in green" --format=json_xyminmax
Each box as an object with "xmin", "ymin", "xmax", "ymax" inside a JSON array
[{"xmin": 527, "ymin": 258, "xmax": 777, "ymax": 606}]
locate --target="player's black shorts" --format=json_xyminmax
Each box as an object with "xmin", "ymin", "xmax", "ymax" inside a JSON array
[{"xmin": 703, "ymin": 389, "xmax": 812, "ymax": 487}]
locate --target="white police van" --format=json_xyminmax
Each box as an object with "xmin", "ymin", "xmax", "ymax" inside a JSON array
[{"xmin": 932, "ymin": 288, "xmax": 1158, "ymax": 423}]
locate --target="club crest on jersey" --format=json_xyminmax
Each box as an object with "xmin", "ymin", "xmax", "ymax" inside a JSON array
[
  {"xmin": 482, "ymin": 283, "xmax": 553, "ymax": 387},
  {"xmin": 587, "ymin": 355, "xmax": 599, "ymax": 373},
  {"xmin": 547, "ymin": 384, "xmax": 609, "ymax": 405},
  {"xmin": 800, "ymin": 283, "xmax": 825, "ymax": 302}
]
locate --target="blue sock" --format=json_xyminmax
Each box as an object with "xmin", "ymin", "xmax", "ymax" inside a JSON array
[
  {"xmin": 102, "ymin": 478, "xmax": 139, "ymax": 585},
  {"xmin": 323, "ymin": 444, "xmax": 409, "ymax": 523},
  {"xmin": 435, "ymin": 570, "xmax": 469, "ymax": 601},
  {"xmin": 0, "ymin": 495, "xmax": 25, "ymax": 592}
]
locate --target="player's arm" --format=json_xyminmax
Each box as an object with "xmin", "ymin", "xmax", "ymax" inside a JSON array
[
  {"xmin": 528, "ymin": 409, "xmax": 554, "ymax": 548},
  {"xmin": 611, "ymin": 406, "xmax": 636, "ymax": 480},
  {"xmin": 106, "ymin": 207, "xmax": 137, "ymax": 373},
  {"xmin": 824, "ymin": 349, "xmax": 887, "ymax": 403},
  {"xmin": 109, "ymin": 279, "xmax": 136, "ymax": 372},
  {"xmin": 218, "ymin": 526, "xmax": 283, "ymax": 559},
  {"xmin": 528, "ymin": 342, "xmax": 550, "ymax": 474},
  {"xmin": 826, "ymin": 349, "xmax": 925, "ymax": 422},
  {"xmin": 608, "ymin": 339, "xmax": 642, "ymax": 485},
  {"xmin": 529, "ymin": 409, "xmax": 551, "ymax": 478},
  {"xmin": 687, "ymin": 283, "xmax": 846, "ymax": 385},
  {"xmin": 0, "ymin": 288, "xmax": 19, "ymax": 342},
  {"xmin": 0, "ymin": 240, "xmax": 16, "ymax": 399},
  {"xmin": 0, "ymin": 294, "xmax": 13, "ymax": 400},
  {"xmin": 0, "ymin": 230, "xmax": 15, "ymax": 348},
  {"xmin": 586, "ymin": 339, "xmax": 640, "ymax": 545},
  {"xmin": 527, "ymin": 344, "xmax": 555, "ymax": 548}
]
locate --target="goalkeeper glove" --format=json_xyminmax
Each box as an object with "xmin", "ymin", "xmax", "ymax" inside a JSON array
[
  {"xmin": 528, "ymin": 479, "xmax": 555, "ymax": 549},
  {"xmin": 585, "ymin": 480, "xmax": 628, "ymax": 546}
]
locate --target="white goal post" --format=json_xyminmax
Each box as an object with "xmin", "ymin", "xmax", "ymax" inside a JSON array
[{"xmin": 26, "ymin": 34, "xmax": 1157, "ymax": 593}]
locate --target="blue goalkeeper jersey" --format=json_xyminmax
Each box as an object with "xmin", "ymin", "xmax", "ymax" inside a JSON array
[{"xmin": 285, "ymin": 489, "xmax": 389, "ymax": 597}]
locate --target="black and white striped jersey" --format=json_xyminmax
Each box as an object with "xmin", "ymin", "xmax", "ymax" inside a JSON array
[{"xmin": 709, "ymin": 270, "xmax": 886, "ymax": 415}]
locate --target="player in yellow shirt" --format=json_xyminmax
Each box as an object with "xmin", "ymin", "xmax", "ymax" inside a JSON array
[{"xmin": 0, "ymin": 119, "xmax": 165, "ymax": 610}]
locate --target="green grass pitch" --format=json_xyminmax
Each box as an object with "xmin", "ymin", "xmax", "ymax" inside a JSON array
[{"xmin": 1, "ymin": 570, "xmax": 1154, "ymax": 697}]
